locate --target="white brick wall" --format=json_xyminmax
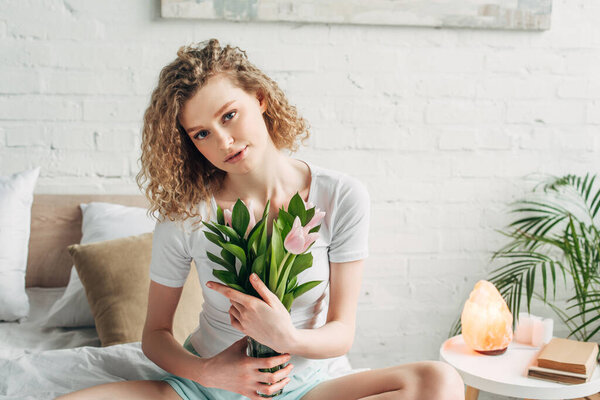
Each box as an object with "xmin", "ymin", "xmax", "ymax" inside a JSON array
[{"xmin": 2, "ymin": 0, "xmax": 600, "ymax": 398}]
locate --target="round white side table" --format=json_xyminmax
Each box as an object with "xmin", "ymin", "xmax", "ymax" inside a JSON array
[{"xmin": 440, "ymin": 335, "xmax": 600, "ymax": 400}]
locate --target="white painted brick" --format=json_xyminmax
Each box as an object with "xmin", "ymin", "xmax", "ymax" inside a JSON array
[
  {"xmin": 519, "ymin": 126, "xmax": 595, "ymax": 152},
  {"xmin": 425, "ymin": 100, "xmax": 504, "ymax": 125},
  {"xmin": 476, "ymin": 128, "xmax": 513, "ymax": 150},
  {"xmin": 401, "ymin": 48, "xmax": 485, "ymax": 74},
  {"xmin": 0, "ymin": 147, "xmax": 53, "ymax": 173},
  {"xmin": 49, "ymin": 126, "xmax": 95, "ymax": 151},
  {"xmin": 587, "ymin": 101, "xmax": 600, "ymax": 124},
  {"xmin": 557, "ymin": 78, "xmax": 600, "ymax": 99},
  {"xmin": 252, "ymin": 47, "xmax": 318, "ymax": 72},
  {"xmin": 370, "ymin": 231, "xmax": 440, "ymax": 255},
  {"xmin": 8, "ymin": 11, "xmax": 104, "ymax": 41},
  {"xmin": 95, "ymin": 128, "xmax": 138, "ymax": 152},
  {"xmin": 403, "ymin": 204, "xmax": 442, "ymax": 229},
  {"xmin": 485, "ymin": 50, "xmax": 565, "ymax": 74},
  {"xmin": 415, "ymin": 75, "xmax": 477, "ymax": 99},
  {"xmin": 438, "ymin": 204, "xmax": 482, "ymax": 228},
  {"xmin": 437, "ymin": 127, "xmax": 477, "ymax": 151},
  {"xmin": 394, "ymin": 99, "xmax": 427, "ymax": 125},
  {"xmin": 5, "ymin": 124, "xmax": 51, "ymax": 147},
  {"xmin": 408, "ymin": 256, "xmax": 487, "ymax": 281},
  {"xmin": 49, "ymin": 150, "xmax": 130, "ymax": 177},
  {"xmin": 477, "ymin": 75, "xmax": 556, "ymax": 100},
  {"xmin": 0, "ymin": 67, "xmax": 40, "ymax": 94},
  {"xmin": 82, "ymin": 98, "xmax": 146, "ymax": 122},
  {"xmin": 506, "ymin": 101, "xmax": 586, "ymax": 124},
  {"xmin": 354, "ymin": 124, "xmax": 412, "ymax": 150},
  {"xmin": 563, "ymin": 50, "xmax": 600, "ymax": 75},
  {"xmin": 363, "ymin": 256, "xmax": 408, "ymax": 280},
  {"xmin": 40, "ymin": 70, "xmax": 136, "ymax": 95},
  {"xmin": 0, "ymin": 96, "xmax": 81, "ymax": 121}
]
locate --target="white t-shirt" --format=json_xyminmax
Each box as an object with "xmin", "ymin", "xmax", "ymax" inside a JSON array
[{"xmin": 149, "ymin": 160, "xmax": 370, "ymax": 380}]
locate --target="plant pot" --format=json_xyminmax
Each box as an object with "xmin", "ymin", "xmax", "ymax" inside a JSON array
[{"xmin": 246, "ymin": 336, "xmax": 289, "ymax": 397}]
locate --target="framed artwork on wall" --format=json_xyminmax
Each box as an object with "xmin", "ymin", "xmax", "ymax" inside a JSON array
[{"xmin": 161, "ymin": 0, "xmax": 552, "ymax": 30}]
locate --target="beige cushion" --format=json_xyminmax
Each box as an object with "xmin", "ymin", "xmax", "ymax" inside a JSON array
[{"xmin": 68, "ymin": 232, "xmax": 202, "ymax": 347}]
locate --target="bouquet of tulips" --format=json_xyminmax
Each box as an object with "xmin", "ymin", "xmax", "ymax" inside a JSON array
[
  {"xmin": 201, "ymin": 192, "xmax": 325, "ymax": 311},
  {"xmin": 202, "ymin": 193, "xmax": 325, "ymax": 397}
]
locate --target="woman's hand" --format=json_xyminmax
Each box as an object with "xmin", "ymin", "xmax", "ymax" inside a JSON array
[
  {"xmin": 201, "ymin": 336, "xmax": 294, "ymax": 399},
  {"xmin": 206, "ymin": 274, "xmax": 296, "ymax": 353}
]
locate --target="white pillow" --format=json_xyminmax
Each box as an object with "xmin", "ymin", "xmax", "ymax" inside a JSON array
[
  {"xmin": 44, "ymin": 202, "xmax": 155, "ymax": 327},
  {"xmin": 0, "ymin": 167, "xmax": 40, "ymax": 322}
]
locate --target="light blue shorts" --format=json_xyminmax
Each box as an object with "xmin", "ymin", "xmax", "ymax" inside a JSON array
[{"xmin": 162, "ymin": 337, "xmax": 331, "ymax": 400}]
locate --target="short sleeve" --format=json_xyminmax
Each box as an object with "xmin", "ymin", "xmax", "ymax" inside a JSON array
[
  {"xmin": 149, "ymin": 218, "xmax": 193, "ymax": 287},
  {"xmin": 328, "ymin": 176, "xmax": 370, "ymax": 263}
]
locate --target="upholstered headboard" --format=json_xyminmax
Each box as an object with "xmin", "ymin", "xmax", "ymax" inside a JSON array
[{"xmin": 26, "ymin": 195, "xmax": 149, "ymax": 288}]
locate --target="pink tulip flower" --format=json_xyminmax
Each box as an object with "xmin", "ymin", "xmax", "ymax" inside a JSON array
[
  {"xmin": 223, "ymin": 208, "xmax": 232, "ymax": 228},
  {"xmin": 305, "ymin": 209, "xmax": 325, "ymax": 231},
  {"xmin": 246, "ymin": 200, "xmax": 256, "ymax": 237},
  {"xmin": 284, "ymin": 216, "xmax": 319, "ymax": 255}
]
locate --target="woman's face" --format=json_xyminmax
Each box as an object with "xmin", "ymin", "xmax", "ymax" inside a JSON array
[{"xmin": 179, "ymin": 74, "xmax": 270, "ymax": 174}]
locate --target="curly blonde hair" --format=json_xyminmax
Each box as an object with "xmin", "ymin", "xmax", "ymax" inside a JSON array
[{"xmin": 136, "ymin": 39, "xmax": 310, "ymax": 222}]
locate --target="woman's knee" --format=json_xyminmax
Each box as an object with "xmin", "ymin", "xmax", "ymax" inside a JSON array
[{"xmin": 415, "ymin": 361, "xmax": 464, "ymax": 400}]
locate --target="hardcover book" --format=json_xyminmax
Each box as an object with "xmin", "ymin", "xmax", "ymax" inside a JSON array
[
  {"xmin": 527, "ymin": 365, "xmax": 593, "ymax": 384},
  {"xmin": 537, "ymin": 338, "xmax": 599, "ymax": 375}
]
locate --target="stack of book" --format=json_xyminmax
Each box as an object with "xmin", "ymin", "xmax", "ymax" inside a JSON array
[{"xmin": 528, "ymin": 338, "xmax": 599, "ymax": 384}]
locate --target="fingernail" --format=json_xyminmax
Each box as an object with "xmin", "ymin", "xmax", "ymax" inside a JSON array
[
  {"xmin": 206, "ymin": 282, "xmax": 213, "ymax": 288},
  {"xmin": 251, "ymin": 273, "xmax": 258, "ymax": 281}
]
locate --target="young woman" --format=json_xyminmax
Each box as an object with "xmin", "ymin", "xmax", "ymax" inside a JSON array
[{"xmin": 59, "ymin": 39, "xmax": 464, "ymax": 400}]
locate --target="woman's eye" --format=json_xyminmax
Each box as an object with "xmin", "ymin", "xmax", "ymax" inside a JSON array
[
  {"xmin": 223, "ymin": 111, "xmax": 236, "ymax": 122},
  {"xmin": 194, "ymin": 130, "xmax": 209, "ymax": 140}
]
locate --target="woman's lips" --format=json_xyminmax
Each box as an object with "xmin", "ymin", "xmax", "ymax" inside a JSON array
[{"xmin": 225, "ymin": 146, "xmax": 248, "ymax": 163}]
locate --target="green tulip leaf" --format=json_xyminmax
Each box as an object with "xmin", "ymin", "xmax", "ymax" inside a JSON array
[
  {"xmin": 202, "ymin": 221, "xmax": 224, "ymax": 238},
  {"xmin": 207, "ymin": 251, "xmax": 236, "ymax": 275},
  {"xmin": 289, "ymin": 253, "xmax": 313, "ymax": 280},
  {"xmin": 220, "ymin": 241, "xmax": 246, "ymax": 267},
  {"xmin": 203, "ymin": 231, "xmax": 223, "ymax": 247},
  {"xmin": 306, "ymin": 207, "xmax": 315, "ymax": 224},
  {"xmin": 217, "ymin": 205, "xmax": 225, "ymax": 225},
  {"xmin": 288, "ymin": 192, "xmax": 306, "ymax": 224},
  {"xmin": 215, "ymin": 224, "xmax": 241, "ymax": 244},
  {"xmin": 212, "ymin": 269, "xmax": 238, "ymax": 286},
  {"xmin": 232, "ymin": 199, "xmax": 250, "ymax": 238},
  {"xmin": 221, "ymin": 248, "xmax": 236, "ymax": 268},
  {"xmin": 251, "ymin": 254, "xmax": 266, "ymax": 278},
  {"xmin": 293, "ymin": 280, "xmax": 322, "ymax": 298},
  {"xmin": 282, "ymin": 293, "xmax": 294, "ymax": 311},
  {"xmin": 286, "ymin": 276, "xmax": 298, "ymax": 294}
]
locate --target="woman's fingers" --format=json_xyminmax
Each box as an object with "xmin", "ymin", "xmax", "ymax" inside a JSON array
[
  {"xmin": 256, "ymin": 377, "xmax": 291, "ymax": 397},
  {"xmin": 257, "ymin": 363, "xmax": 294, "ymax": 383},
  {"xmin": 252, "ymin": 353, "xmax": 291, "ymax": 369}
]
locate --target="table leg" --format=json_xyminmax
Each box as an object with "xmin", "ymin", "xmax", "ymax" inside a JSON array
[
  {"xmin": 465, "ymin": 386, "xmax": 479, "ymax": 400},
  {"xmin": 571, "ymin": 394, "xmax": 600, "ymax": 400}
]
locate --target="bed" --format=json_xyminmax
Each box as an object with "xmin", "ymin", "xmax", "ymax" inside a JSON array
[{"xmin": 0, "ymin": 194, "xmax": 358, "ymax": 399}]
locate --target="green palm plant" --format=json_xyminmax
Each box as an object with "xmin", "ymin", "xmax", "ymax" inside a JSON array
[{"xmin": 450, "ymin": 173, "xmax": 600, "ymax": 341}]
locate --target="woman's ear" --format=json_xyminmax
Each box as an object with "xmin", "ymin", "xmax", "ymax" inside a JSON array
[{"xmin": 256, "ymin": 90, "xmax": 267, "ymax": 113}]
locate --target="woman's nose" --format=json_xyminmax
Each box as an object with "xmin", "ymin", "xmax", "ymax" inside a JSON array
[{"xmin": 214, "ymin": 128, "xmax": 234, "ymax": 149}]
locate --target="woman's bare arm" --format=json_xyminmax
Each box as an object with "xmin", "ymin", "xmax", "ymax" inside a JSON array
[
  {"xmin": 141, "ymin": 280, "xmax": 209, "ymax": 384},
  {"xmin": 286, "ymin": 259, "xmax": 364, "ymax": 358}
]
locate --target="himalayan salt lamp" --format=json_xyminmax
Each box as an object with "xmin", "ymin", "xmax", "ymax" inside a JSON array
[{"xmin": 461, "ymin": 280, "xmax": 513, "ymax": 355}]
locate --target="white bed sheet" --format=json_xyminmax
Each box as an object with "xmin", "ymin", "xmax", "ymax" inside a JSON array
[{"xmin": 0, "ymin": 288, "xmax": 363, "ymax": 399}]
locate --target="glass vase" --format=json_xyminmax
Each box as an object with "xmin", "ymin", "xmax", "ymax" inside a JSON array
[{"xmin": 246, "ymin": 336, "xmax": 289, "ymax": 397}]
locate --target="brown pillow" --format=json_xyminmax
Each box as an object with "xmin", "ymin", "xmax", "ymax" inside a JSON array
[{"xmin": 68, "ymin": 232, "xmax": 203, "ymax": 347}]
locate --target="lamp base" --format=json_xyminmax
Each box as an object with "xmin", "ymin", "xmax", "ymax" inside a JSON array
[{"xmin": 475, "ymin": 347, "xmax": 507, "ymax": 355}]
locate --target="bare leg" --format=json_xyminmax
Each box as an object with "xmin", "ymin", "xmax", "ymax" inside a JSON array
[
  {"xmin": 55, "ymin": 380, "xmax": 180, "ymax": 400},
  {"xmin": 301, "ymin": 360, "xmax": 464, "ymax": 400}
]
